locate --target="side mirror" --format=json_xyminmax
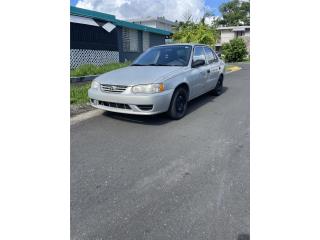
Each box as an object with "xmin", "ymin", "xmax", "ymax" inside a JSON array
[
  {"xmin": 192, "ymin": 59, "xmax": 205, "ymax": 68},
  {"xmin": 216, "ymin": 52, "xmax": 221, "ymax": 58}
]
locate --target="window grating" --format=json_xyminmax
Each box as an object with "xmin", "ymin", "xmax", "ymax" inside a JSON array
[
  {"xmin": 122, "ymin": 28, "xmax": 138, "ymax": 52},
  {"xmin": 142, "ymin": 32, "xmax": 150, "ymax": 51}
]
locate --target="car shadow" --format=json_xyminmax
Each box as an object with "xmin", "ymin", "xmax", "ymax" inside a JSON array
[
  {"xmin": 103, "ymin": 111, "xmax": 171, "ymax": 125},
  {"xmin": 103, "ymin": 87, "xmax": 228, "ymax": 125},
  {"xmin": 185, "ymin": 87, "xmax": 228, "ymax": 116}
]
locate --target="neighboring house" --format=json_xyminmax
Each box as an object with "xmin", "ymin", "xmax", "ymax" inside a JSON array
[
  {"xmin": 70, "ymin": 7, "xmax": 172, "ymax": 69},
  {"xmin": 215, "ymin": 26, "xmax": 250, "ymax": 53},
  {"xmin": 129, "ymin": 17, "xmax": 177, "ymax": 32}
]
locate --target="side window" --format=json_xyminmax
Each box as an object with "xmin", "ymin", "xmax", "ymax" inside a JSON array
[
  {"xmin": 204, "ymin": 47, "xmax": 218, "ymax": 64},
  {"xmin": 193, "ymin": 46, "xmax": 206, "ymax": 62},
  {"xmin": 212, "ymin": 51, "xmax": 219, "ymax": 62}
]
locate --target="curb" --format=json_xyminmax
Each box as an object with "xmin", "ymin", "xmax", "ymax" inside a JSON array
[
  {"xmin": 71, "ymin": 109, "xmax": 104, "ymax": 125},
  {"xmin": 225, "ymin": 65, "xmax": 242, "ymax": 74}
]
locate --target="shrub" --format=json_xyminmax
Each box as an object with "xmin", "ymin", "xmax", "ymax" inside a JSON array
[
  {"xmin": 222, "ymin": 38, "xmax": 247, "ymax": 63},
  {"xmin": 173, "ymin": 21, "xmax": 218, "ymax": 48}
]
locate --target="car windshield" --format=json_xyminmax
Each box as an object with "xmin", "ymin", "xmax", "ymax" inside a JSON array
[{"xmin": 132, "ymin": 45, "xmax": 192, "ymax": 67}]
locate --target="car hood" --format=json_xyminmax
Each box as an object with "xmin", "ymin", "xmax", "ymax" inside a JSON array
[{"xmin": 95, "ymin": 66, "xmax": 187, "ymax": 86}]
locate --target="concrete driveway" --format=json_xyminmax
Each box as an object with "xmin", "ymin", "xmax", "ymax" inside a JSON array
[{"xmin": 71, "ymin": 63, "xmax": 250, "ymax": 240}]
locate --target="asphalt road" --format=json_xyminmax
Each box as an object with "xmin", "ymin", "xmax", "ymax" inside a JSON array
[{"xmin": 71, "ymin": 63, "xmax": 250, "ymax": 240}]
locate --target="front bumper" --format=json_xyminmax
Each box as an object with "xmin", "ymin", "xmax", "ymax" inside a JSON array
[{"xmin": 88, "ymin": 87, "xmax": 174, "ymax": 115}]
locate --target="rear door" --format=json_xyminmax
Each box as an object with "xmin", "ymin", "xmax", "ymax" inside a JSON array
[{"xmin": 204, "ymin": 47, "xmax": 220, "ymax": 90}]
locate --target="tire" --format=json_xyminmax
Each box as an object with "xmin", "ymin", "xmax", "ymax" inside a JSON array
[
  {"xmin": 167, "ymin": 87, "xmax": 188, "ymax": 120},
  {"xmin": 212, "ymin": 75, "xmax": 224, "ymax": 96}
]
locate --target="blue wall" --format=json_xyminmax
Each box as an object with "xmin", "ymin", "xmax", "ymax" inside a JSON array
[
  {"xmin": 70, "ymin": 22, "xmax": 168, "ymax": 64},
  {"xmin": 70, "ymin": 23, "xmax": 118, "ymax": 50}
]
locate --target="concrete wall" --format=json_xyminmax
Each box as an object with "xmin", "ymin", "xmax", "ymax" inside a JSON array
[
  {"xmin": 133, "ymin": 20, "xmax": 157, "ymax": 28},
  {"xmin": 156, "ymin": 22, "xmax": 172, "ymax": 32},
  {"xmin": 221, "ymin": 30, "xmax": 235, "ymax": 44},
  {"xmin": 134, "ymin": 20, "xmax": 174, "ymax": 32}
]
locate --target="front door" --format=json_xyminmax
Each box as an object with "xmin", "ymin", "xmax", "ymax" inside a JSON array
[{"xmin": 188, "ymin": 46, "xmax": 209, "ymax": 99}]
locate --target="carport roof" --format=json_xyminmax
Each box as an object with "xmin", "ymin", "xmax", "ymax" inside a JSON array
[{"xmin": 70, "ymin": 6, "xmax": 172, "ymax": 36}]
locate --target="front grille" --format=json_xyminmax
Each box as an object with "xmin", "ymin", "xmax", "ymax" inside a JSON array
[
  {"xmin": 137, "ymin": 105, "xmax": 153, "ymax": 111},
  {"xmin": 92, "ymin": 99, "xmax": 131, "ymax": 109},
  {"xmin": 100, "ymin": 84, "xmax": 127, "ymax": 93}
]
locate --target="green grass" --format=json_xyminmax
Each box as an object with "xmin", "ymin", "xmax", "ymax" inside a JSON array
[
  {"xmin": 70, "ymin": 82, "xmax": 91, "ymax": 105},
  {"xmin": 70, "ymin": 62, "xmax": 130, "ymax": 77},
  {"xmin": 70, "ymin": 62, "xmax": 131, "ymax": 105}
]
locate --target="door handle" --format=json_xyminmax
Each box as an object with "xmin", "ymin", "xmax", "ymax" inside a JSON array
[{"xmin": 207, "ymin": 69, "xmax": 210, "ymax": 73}]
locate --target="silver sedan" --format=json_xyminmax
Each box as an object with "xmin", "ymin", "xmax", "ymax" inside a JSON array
[{"xmin": 88, "ymin": 43, "xmax": 225, "ymax": 119}]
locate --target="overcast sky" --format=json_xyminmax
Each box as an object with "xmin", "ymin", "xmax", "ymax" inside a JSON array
[{"xmin": 70, "ymin": 0, "xmax": 231, "ymax": 21}]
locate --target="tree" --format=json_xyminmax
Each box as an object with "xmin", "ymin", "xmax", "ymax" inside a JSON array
[
  {"xmin": 172, "ymin": 12, "xmax": 218, "ymax": 48},
  {"xmin": 218, "ymin": 0, "xmax": 250, "ymax": 26},
  {"xmin": 222, "ymin": 38, "xmax": 247, "ymax": 62}
]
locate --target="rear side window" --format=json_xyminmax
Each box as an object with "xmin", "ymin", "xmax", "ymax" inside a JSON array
[{"xmin": 204, "ymin": 47, "xmax": 218, "ymax": 64}]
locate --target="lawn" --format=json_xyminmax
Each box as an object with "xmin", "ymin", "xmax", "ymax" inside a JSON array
[
  {"xmin": 70, "ymin": 62, "xmax": 130, "ymax": 105},
  {"xmin": 70, "ymin": 82, "xmax": 91, "ymax": 105},
  {"xmin": 70, "ymin": 62, "xmax": 130, "ymax": 77}
]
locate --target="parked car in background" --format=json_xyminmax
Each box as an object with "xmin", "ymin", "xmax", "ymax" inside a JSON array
[{"xmin": 88, "ymin": 44, "xmax": 225, "ymax": 119}]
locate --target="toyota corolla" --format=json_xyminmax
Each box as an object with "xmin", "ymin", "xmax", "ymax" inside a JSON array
[{"xmin": 88, "ymin": 43, "xmax": 225, "ymax": 119}]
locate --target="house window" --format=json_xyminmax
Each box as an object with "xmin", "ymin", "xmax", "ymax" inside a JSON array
[
  {"xmin": 143, "ymin": 32, "xmax": 150, "ymax": 51},
  {"xmin": 236, "ymin": 31, "xmax": 245, "ymax": 38},
  {"xmin": 122, "ymin": 28, "xmax": 138, "ymax": 52}
]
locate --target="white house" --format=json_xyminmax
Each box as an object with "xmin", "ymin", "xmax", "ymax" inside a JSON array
[
  {"xmin": 129, "ymin": 17, "xmax": 177, "ymax": 33},
  {"xmin": 215, "ymin": 25, "xmax": 250, "ymax": 52}
]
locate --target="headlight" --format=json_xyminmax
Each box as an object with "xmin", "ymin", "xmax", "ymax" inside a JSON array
[
  {"xmin": 132, "ymin": 83, "xmax": 164, "ymax": 94},
  {"xmin": 91, "ymin": 80, "xmax": 100, "ymax": 89}
]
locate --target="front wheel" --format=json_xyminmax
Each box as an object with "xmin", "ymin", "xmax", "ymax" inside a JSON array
[{"xmin": 167, "ymin": 87, "xmax": 188, "ymax": 120}]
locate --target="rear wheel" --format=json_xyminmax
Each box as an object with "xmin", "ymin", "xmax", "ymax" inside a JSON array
[
  {"xmin": 212, "ymin": 75, "xmax": 223, "ymax": 96},
  {"xmin": 167, "ymin": 87, "xmax": 188, "ymax": 120}
]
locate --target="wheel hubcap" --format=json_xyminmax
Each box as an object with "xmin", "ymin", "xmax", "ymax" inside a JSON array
[
  {"xmin": 217, "ymin": 80, "xmax": 222, "ymax": 92},
  {"xmin": 176, "ymin": 94, "xmax": 186, "ymax": 114}
]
